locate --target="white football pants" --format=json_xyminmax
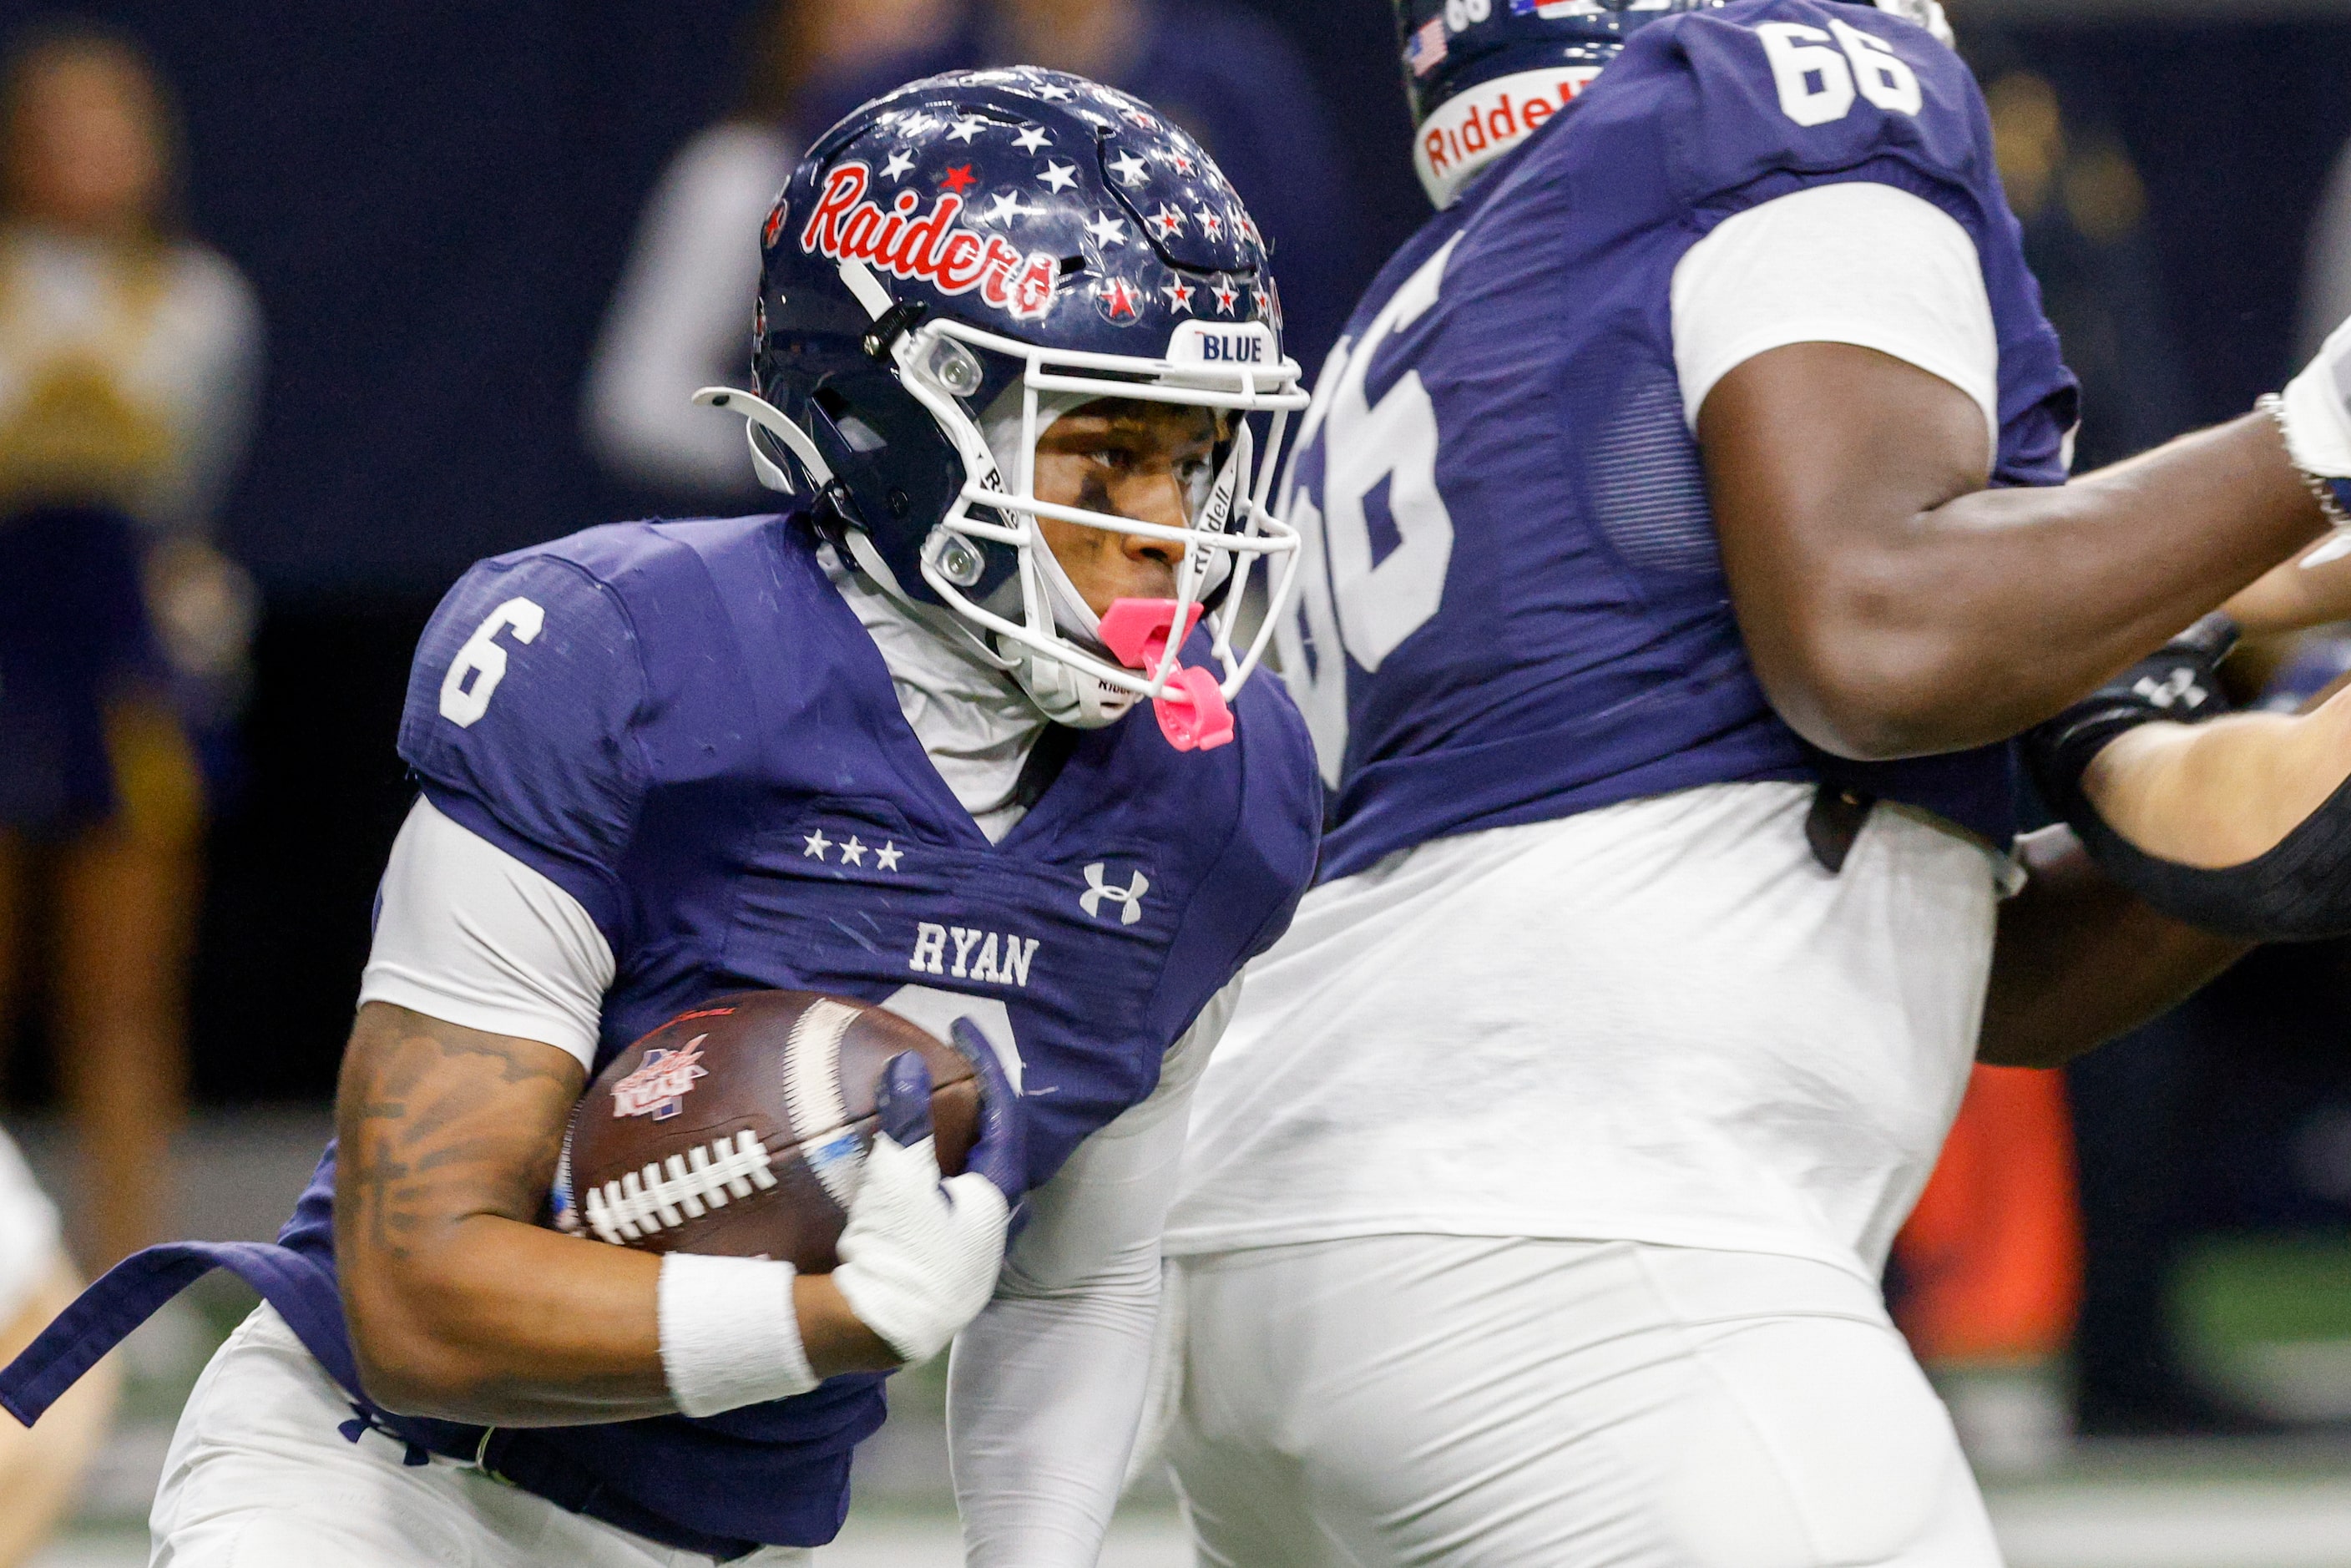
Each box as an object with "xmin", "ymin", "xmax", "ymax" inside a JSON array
[
  {"xmin": 1166, "ymin": 1237, "xmax": 2002, "ymax": 1568},
  {"xmin": 150, "ymin": 1305, "xmax": 811, "ymax": 1568}
]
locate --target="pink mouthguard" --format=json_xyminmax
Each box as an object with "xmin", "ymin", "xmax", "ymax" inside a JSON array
[{"xmin": 1097, "ymin": 599, "xmax": 1234, "ymax": 752}]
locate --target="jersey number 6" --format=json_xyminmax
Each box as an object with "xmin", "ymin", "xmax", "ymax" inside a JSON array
[{"xmin": 438, "ymin": 597, "xmax": 545, "ymax": 728}]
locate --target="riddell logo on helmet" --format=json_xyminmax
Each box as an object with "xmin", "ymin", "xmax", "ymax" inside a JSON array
[
  {"xmin": 1418, "ymin": 67, "xmax": 1603, "ymax": 189},
  {"xmin": 800, "ymin": 162, "xmax": 1059, "ymax": 321}
]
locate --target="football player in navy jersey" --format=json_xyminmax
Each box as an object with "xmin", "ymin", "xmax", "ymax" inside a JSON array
[
  {"xmin": 1158, "ymin": 3, "xmax": 2346, "ymax": 1564},
  {"xmin": 0, "ymin": 69, "xmax": 1320, "ymax": 1568}
]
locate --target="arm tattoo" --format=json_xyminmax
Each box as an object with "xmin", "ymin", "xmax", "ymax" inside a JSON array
[{"xmin": 338, "ymin": 1009, "xmax": 583, "ymax": 1263}]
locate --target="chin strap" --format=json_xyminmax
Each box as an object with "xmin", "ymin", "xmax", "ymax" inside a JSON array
[{"xmin": 1099, "ymin": 599, "xmax": 1234, "ymax": 752}]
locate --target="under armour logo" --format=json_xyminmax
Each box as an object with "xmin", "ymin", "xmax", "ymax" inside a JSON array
[
  {"xmin": 2132, "ymin": 669, "xmax": 2209, "ymax": 712},
  {"xmin": 1079, "ymin": 863, "xmax": 1150, "ymax": 925}
]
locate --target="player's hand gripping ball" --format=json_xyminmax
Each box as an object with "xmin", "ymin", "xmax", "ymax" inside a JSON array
[{"xmin": 553, "ymin": 989, "xmax": 1006, "ymax": 1272}]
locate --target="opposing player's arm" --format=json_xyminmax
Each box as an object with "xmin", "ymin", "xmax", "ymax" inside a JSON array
[
  {"xmin": 335, "ymin": 1001, "xmax": 895, "ymax": 1427},
  {"xmin": 2010, "ymin": 617, "xmax": 2351, "ymax": 943},
  {"xmin": 2223, "ymin": 537, "xmax": 2351, "ymax": 638},
  {"xmin": 2077, "ymin": 692, "xmax": 2351, "ymax": 872},
  {"xmin": 1703, "ymin": 347, "xmax": 2321, "ymax": 761},
  {"xmin": 1977, "ymin": 829, "xmax": 2246, "ymax": 1070}
]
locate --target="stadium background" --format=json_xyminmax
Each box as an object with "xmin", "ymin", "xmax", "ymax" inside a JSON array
[{"xmin": 9, "ymin": 0, "xmax": 2351, "ymax": 1563}]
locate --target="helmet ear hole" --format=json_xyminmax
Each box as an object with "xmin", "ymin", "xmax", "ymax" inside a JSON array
[{"xmin": 812, "ymin": 388, "xmax": 887, "ymax": 453}]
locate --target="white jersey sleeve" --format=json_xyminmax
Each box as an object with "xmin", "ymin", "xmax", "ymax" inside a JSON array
[
  {"xmin": 358, "ymin": 797, "xmax": 614, "ymax": 1070},
  {"xmin": 945, "ymin": 979, "xmax": 1241, "ymax": 1567},
  {"xmin": 1671, "ymin": 181, "xmax": 2000, "ymax": 463}
]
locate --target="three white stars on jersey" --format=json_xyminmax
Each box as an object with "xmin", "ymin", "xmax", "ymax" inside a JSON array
[{"xmin": 801, "ymin": 829, "xmax": 903, "ymax": 873}]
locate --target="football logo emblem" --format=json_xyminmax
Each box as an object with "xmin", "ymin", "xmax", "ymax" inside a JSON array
[{"xmin": 610, "ymin": 1036, "xmax": 710, "ymax": 1120}]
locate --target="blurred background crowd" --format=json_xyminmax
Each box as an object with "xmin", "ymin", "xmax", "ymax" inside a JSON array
[{"xmin": 5, "ymin": 0, "xmax": 2351, "ymax": 1561}]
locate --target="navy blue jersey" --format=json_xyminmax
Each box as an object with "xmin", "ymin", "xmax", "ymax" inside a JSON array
[
  {"xmin": 2, "ymin": 508, "xmax": 1317, "ymax": 1555},
  {"xmin": 1277, "ymin": 0, "xmax": 2075, "ymax": 881}
]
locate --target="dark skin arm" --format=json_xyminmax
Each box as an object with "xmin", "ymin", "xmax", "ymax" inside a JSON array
[
  {"xmin": 336, "ymin": 1002, "xmax": 896, "ymax": 1427},
  {"xmin": 1701, "ymin": 345, "xmax": 2325, "ymax": 761},
  {"xmin": 1977, "ymin": 827, "xmax": 2247, "ymax": 1070}
]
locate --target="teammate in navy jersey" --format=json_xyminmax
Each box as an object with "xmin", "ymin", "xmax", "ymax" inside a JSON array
[
  {"xmin": 0, "ymin": 69, "xmax": 1320, "ymax": 1568},
  {"xmin": 1159, "ymin": 3, "xmax": 2347, "ymax": 1563}
]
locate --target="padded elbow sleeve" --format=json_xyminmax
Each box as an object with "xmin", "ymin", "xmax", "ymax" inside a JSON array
[{"xmin": 2026, "ymin": 613, "xmax": 2351, "ymax": 942}]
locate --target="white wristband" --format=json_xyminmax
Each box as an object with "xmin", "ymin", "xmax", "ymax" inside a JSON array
[{"xmin": 656, "ymin": 1252, "xmax": 818, "ymax": 1418}]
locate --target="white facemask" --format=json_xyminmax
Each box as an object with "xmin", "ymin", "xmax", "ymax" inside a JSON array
[{"xmin": 975, "ymin": 387, "xmax": 1141, "ymax": 728}]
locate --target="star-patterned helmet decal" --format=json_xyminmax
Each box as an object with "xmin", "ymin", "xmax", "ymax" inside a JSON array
[
  {"xmin": 771, "ymin": 66, "xmax": 1276, "ymax": 339},
  {"xmin": 983, "ymin": 191, "xmax": 1035, "ymax": 225},
  {"xmin": 1097, "ymin": 276, "xmax": 1142, "ymax": 321}
]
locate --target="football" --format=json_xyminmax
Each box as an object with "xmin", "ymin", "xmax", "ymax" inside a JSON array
[{"xmin": 554, "ymin": 989, "xmax": 979, "ymax": 1272}]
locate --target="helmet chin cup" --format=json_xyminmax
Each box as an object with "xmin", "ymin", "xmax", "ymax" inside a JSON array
[
  {"xmin": 1003, "ymin": 640, "xmax": 1140, "ymax": 728},
  {"xmin": 1099, "ymin": 599, "xmax": 1232, "ymax": 752}
]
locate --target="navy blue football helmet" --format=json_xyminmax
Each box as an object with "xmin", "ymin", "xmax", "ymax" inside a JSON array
[
  {"xmin": 1393, "ymin": 0, "xmax": 1954, "ymax": 206},
  {"xmin": 697, "ymin": 66, "xmax": 1309, "ymax": 745}
]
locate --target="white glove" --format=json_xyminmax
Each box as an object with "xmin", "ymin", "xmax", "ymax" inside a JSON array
[
  {"xmin": 832, "ymin": 1053, "xmax": 1014, "ymax": 1363},
  {"xmin": 2276, "ymin": 317, "xmax": 2351, "ymax": 566},
  {"xmin": 2283, "ymin": 316, "xmax": 2351, "ymax": 480}
]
